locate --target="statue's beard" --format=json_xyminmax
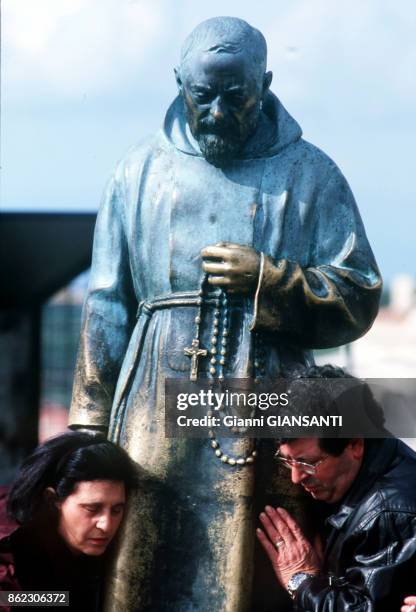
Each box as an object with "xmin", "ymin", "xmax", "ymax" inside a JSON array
[
  {"xmin": 196, "ymin": 133, "xmax": 242, "ymax": 167},
  {"xmin": 186, "ymin": 106, "xmax": 260, "ymax": 168}
]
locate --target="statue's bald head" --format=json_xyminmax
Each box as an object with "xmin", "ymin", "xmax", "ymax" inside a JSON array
[{"xmin": 180, "ymin": 17, "xmax": 267, "ymax": 78}]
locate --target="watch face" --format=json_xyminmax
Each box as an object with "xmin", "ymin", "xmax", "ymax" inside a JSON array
[
  {"xmin": 290, "ymin": 572, "xmax": 307, "ymax": 589},
  {"xmin": 288, "ymin": 572, "xmax": 311, "ymax": 598}
]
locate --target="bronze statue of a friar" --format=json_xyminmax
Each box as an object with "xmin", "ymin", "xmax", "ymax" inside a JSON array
[{"xmin": 69, "ymin": 16, "xmax": 382, "ymax": 612}]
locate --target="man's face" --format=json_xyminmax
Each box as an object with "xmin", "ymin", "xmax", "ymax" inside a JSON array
[
  {"xmin": 177, "ymin": 51, "xmax": 265, "ymax": 167},
  {"xmin": 278, "ymin": 438, "xmax": 364, "ymax": 504},
  {"xmin": 56, "ymin": 480, "xmax": 126, "ymax": 556}
]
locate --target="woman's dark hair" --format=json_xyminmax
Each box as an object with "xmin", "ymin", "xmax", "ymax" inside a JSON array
[{"xmin": 7, "ymin": 431, "xmax": 137, "ymax": 525}]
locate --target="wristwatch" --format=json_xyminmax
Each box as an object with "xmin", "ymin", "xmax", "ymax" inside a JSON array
[{"xmin": 287, "ymin": 572, "xmax": 315, "ymax": 600}]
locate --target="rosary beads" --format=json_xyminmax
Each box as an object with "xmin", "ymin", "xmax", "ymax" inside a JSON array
[{"xmin": 184, "ymin": 275, "xmax": 258, "ymax": 466}]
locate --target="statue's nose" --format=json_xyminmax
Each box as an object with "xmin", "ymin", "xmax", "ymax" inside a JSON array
[{"xmin": 210, "ymin": 97, "xmax": 225, "ymax": 120}]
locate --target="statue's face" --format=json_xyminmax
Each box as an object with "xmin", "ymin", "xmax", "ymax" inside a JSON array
[{"xmin": 178, "ymin": 51, "xmax": 265, "ymax": 167}]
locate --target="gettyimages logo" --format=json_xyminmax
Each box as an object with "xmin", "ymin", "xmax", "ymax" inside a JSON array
[{"xmin": 164, "ymin": 378, "xmax": 412, "ymax": 439}]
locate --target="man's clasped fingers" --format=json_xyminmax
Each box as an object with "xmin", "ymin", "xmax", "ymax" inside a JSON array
[
  {"xmin": 262, "ymin": 506, "xmax": 297, "ymax": 546},
  {"xmin": 258, "ymin": 510, "xmax": 286, "ymax": 553},
  {"xmin": 256, "ymin": 505, "xmax": 321, "ymax": 589}
]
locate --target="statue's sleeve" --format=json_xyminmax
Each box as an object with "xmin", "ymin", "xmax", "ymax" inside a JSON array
[
  {"xmin": 250, "ymin": 167, "xmax": 382, "ymax": 348},
  {"xmin": 69, "ymin": 165, "xmax": 136, "ymax": 431}
]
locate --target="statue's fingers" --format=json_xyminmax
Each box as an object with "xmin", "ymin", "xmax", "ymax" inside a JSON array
[
  {"xmin": 206, "ymin": 276, "xmax": 231, "ymax": 286},
  {"xmin": 202, "ymin": 262, "xmax": 226, "ymax": 275},
  {"xmin": 201, "ymin": 245, "xmax": 232, "ymax": 260}
]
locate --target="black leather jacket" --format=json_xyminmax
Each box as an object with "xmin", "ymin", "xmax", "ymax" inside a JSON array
[{"xmin": 296, "ymin": 438, "xmax": 416, "ymax": 611}]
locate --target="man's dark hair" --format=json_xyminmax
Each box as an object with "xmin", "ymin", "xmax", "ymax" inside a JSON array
[
  {"xmin": 7, "ymin": 431, "xmax": 137, "ymax": 525},
  {"xmin": 277, "ymin": 364, "xmax": 387, "ymax": 456}
]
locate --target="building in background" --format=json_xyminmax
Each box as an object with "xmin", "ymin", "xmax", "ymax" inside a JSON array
[
  {"xmin": 0, "ymin": 212, "xmax": 95, "ymax": 483},
  {"xmin": 39, "ymin": 272, "xmax": 88, "ymax": 441}
]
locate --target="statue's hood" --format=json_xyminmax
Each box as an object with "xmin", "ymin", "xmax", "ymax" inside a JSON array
[{"xmin": 162, "ymin": 91, "xmax": 302, "ymax": 159}]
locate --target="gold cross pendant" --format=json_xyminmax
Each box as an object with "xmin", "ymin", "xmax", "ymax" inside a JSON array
[{"xmin": 184, "ymin": 338, "xmax": 208, "ymax": 381}]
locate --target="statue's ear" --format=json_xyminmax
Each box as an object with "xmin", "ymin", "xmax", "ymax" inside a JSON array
[
  {"xmin": 262, "ymin": 71, "xmax": 273, "ymax": 97},
  {"xmin": 174, "ymin": 67, "xmax": 183, "ymax": 93}
]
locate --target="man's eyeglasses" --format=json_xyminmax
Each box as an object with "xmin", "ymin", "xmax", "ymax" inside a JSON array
[{"xmin": 274, "ymin": 450, "xmax": 329, "ymax": 475}]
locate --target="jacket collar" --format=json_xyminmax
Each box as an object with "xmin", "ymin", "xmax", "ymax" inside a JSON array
[{"xmin": 326, "ymin": 438, "xmax": 398, "ymax": 530}]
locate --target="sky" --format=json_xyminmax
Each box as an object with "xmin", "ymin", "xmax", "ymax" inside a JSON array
[{"xmin": 1, "ymin": 0, "xmax": 415, "ymax": 282}]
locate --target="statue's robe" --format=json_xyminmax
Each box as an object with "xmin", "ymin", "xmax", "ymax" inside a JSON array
[{"xmin": 69, "ymin": 92, "xmax": 382, "ymax": 611}]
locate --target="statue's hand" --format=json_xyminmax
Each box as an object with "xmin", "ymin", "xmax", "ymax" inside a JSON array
[{"xmin": 201, "ymin": 242, "xmax": 260, "ymax": 294}]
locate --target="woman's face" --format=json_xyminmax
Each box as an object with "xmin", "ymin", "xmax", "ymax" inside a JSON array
[{"xmin": 55, "ymin": 480, "xmax": 126, "ymax": 556}]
